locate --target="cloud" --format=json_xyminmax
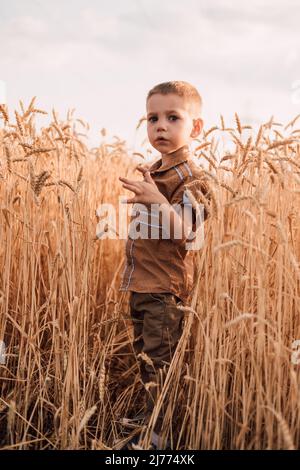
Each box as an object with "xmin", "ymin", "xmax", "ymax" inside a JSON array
[
  {"xmin": 0, "ymin": 0, "xmax": 299, "ymax": 148},
  {"xmin": 2, "ymin": 15, "xmax": 48, "ymax": 37}
]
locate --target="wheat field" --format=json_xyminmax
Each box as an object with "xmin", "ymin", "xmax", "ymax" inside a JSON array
[{"xmin": 0, "ymin": 99, "xmax": 300, "ymax": 450}]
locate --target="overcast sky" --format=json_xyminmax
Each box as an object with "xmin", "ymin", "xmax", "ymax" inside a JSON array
[{"xmin": 0, "ymin": 0, "xmax": 300, "ymax": 152}]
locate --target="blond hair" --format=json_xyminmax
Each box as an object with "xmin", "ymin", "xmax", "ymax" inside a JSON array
[{"xmin": 146, "ymin": 81, "xmax": 202, "ymax": 118}]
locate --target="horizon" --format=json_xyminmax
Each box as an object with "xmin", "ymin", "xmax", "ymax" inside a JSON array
[{"xmin": 1, "ymin": 0, "xmax": 299, "ymax": 154}]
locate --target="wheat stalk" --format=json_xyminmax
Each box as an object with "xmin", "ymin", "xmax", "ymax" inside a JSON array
[
  {"xmin": 4, "ymin": 145, "xmax": 12, "ymax": 173},
  {"xmin": 14, "ymin": 111, "xmax": 25, "ymax": 136},
  {"xmin": 77, "ymin": 405, "xmax": 97, "ymax": 435},
  {"xmin": 0, "ymin": 104, "xmax": 9, "ymax": 123},
  {"xmin": 263, "ymin": 406, "xmax": 295, "ymax": 450},
  {"xmin": 203, "ymin": 126, "xmax": 219, "ymax": 139},
  {"xmin": 267, "ymin": 139, "xmax": 296, "ymax": 150},
  {"xmin": 99, "ymin": 363, "xmax": 106, "ymax": 404},
  {"xmin": 235, "ymin": 113, "xmax": 242, "ymax": 134},
  {"xmin": 34, "ymin": 171, "xmax": 51, "ymax": 196}
]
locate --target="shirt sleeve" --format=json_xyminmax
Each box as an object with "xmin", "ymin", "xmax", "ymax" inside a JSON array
[{"xmin": 170, "ymin": 174, "xmax": 211, "ymax": 223}]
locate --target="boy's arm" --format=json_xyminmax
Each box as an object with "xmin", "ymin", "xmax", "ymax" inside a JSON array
[
  {"xmin": 169, "ymin": 173, "xmax": 212, "ymax": 246},
  {"xmin": 171, "ymin": 175, "xmax": 211, "ymax": 224}
]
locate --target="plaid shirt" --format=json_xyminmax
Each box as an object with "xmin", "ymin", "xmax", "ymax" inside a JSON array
[{"xmin": 119, "ymin": 144, "xmax": 210, "ymax": 304}]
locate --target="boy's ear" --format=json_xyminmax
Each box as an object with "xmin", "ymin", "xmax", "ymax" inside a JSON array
[{"xmin": 191, "ymin": 118, "xmax": 204, "ymax": 138}]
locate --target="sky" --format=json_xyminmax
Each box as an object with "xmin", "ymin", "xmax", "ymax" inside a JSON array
[{"xmin": 0, "ymin": 0, "xmax": 300, "ymax": 153}]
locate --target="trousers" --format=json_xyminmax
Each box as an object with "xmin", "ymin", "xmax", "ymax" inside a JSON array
[{"xmin": 129, "ymin": 291, "xmax": 185, "ymax": 432}]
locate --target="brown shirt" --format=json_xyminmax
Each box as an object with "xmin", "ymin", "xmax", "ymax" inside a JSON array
[{"xmin": 119, "ymin": 144, "xmax": 210, "ymax": 304}]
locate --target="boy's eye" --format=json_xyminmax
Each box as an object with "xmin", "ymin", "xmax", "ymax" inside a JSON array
[{"xmin": 148, "ymin": 115, "xmax": 178, "ymax": 123}]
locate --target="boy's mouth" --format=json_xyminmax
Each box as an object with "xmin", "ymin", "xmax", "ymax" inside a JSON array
[{"xmin": 156, "ymin": 137, "xmax": 168, "ymax": 143}]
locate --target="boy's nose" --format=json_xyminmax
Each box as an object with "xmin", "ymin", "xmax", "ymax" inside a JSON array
[{"xmin": 156, "ymin": 123, "xmax": 167, "ymax": 131}]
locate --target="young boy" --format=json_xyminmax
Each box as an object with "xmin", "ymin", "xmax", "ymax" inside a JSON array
[{"xmin": 118, "ymin": 81, "xmax": 210, "ymax": 449}]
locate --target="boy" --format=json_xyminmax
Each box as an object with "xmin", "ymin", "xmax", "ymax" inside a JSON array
[{"xmin": 118, "ymin": 81, "xmax": 210, "ymax": 449}]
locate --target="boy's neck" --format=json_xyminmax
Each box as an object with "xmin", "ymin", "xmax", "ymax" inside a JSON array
[
  {"xmin": 161, "ymin": 143, "xmax": 191, "ymax": 162},
  {"xmin": 151, "ymin": 143, "xmax": 191, "ymax": 172}
]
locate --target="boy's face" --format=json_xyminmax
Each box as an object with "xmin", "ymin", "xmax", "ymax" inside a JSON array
[{"xmin": 146, "ymin": 93, "xmax": 203, "ymax": 154}]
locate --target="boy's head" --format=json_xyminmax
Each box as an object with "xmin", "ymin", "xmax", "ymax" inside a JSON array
[{"xmin": 146, "ymin": 81, "xmax": 203, "ymax": 154}]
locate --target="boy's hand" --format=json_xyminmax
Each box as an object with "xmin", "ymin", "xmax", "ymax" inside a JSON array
[
  {"xmin": 133, "ymin": 163, "xmax": 152, "ymax": 175},
  {"xmin": 119, "ymin": 169, "xmax": 168, "ymax": 205}
]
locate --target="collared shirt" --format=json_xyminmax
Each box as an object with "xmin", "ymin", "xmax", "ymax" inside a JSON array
[{"xmin": 119, "ymin": 144, "xmax": 210, "ymax": 304}]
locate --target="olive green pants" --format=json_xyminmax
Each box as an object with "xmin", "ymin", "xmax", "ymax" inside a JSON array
[{"xmin": 130, "ymin": 292, "xmax": 185, "ymax": 432}]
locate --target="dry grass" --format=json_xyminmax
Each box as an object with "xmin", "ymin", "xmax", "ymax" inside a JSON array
[{"xmin": 0, "ymin": 102, "xmax": 300, "ymax": 449}]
